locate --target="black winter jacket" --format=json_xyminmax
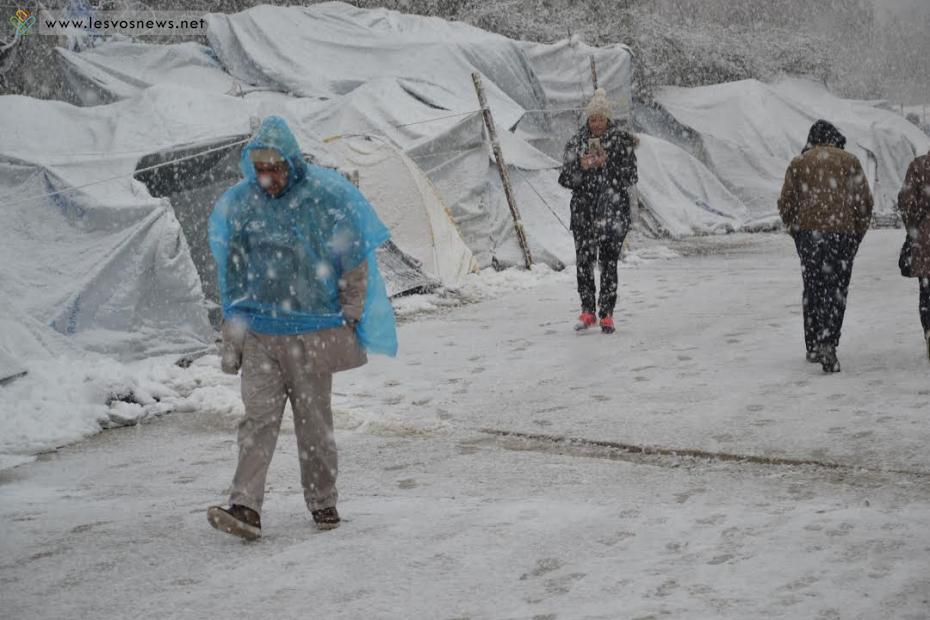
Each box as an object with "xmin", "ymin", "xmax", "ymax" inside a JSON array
[{"xmin": 558, "ymin": 122, "xmax": 638, "ymax": 233}]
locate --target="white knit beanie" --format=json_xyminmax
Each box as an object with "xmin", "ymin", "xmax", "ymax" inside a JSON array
[{"xmin": 585, "ymin": 88, "xmax": 613, "ymax": 121}]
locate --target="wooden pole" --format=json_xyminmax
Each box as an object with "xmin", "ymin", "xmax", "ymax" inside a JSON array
[
  {"xmin": 471, "ymin": 72, "xmax": 533, "ymax": 270},
  {"xmin": 589, "ymin": 55, "xmax": 598, "ymax": 91}
]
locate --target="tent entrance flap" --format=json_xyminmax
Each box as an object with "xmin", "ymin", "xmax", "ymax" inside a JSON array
[{"xmin": 134, "ymin": 136, "xmax": 247, "ymax": 324}]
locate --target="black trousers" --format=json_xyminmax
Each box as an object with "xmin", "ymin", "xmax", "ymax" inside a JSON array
[
  {"xmin": 573, "ymin": 217, "xmax": 630, "ymax": 318},
  {"xmin": 920, "ymin": 277, "xmax": 930, "ymax": 334},
  {"xmin": 794, "ymin": 231, "xmax": 860, "ymax": 351}
]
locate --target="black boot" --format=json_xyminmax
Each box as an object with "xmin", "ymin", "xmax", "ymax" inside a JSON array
[
  {"xmin": 312, "ymin": 506, "xmax": 341, "ymax": 530},
  {"xmin": 819, "ymin": 344, "xmax": 841, "ymax": 373},
  {"xmin": 207, "ymin": 504, "xmax": 261, "ymax": 541}
]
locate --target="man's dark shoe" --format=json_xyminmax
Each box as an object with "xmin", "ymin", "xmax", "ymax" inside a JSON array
[
  {"xmin": 207, "ymin": 504, "xmax": 261, "ymax": 541},
  {"xmin": 312, "ymin": 506, "xmax": 341, "ymax": 530},
  {"xmin": 806, "ymin": 349, "xmax": 821, "ymax": 363}
]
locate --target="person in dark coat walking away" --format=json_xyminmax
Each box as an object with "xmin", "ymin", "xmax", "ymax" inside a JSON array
[
  {"xmin": 558, "ymin": 88, "xmax": 639, "ymax": 334},
  {"xmin": 896, "ymin": 149, "xmax": 930, "ymax": 360},
  {"xmin": 778, "ymin": 120, "xmax": 874, "ymax": 373}
]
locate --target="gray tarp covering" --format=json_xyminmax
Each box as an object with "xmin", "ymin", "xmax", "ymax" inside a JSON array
[
  {"xmin": 0, "ymin": 87, "xmax": 250, "ymax": 362},
  {"xmin": 656, "ymin": 77, "xmax": 930, "ymax": 224}
]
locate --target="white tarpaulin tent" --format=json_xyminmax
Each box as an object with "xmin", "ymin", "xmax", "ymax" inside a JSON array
[
  {"xmin": 636, "ymin": 134, "xmax": 748, "ymax": 236},
  {"xmin": 0, "ymin": 88, "xmax": 252, "ymax": 363},
  {"xmin": 515, "ymin": 37, "xmax": 634, "ymax": 160},
  {"xmin": 291, "ymin": 73, "xmax": 574, "ymax": 268},
  {"xmin": 0, "ymin": 87, "xmax": 360, "ymax": 359},
  {"xmin": 325, "ymin": 135, "xmax": 478, "ymax": 285},
  {"xmin": 55, "ymin": 41, "xmax": 239, "ymax": 105},
  {"xmin": 204, "ymin": 2, "xmax": 580, "ymax": 268},
  {"xmin": 655, "ymin": 77, "xmax": 930, "ymax": 225},
  {"xmin": 511, "ymin": 37, "xmax": 747, "ymax": 238},
  {"xmin": 51, "ymin": 2, "xmax": 747, "ymax": 249},
  {"xmin": 405, "ymin": 111, "xmax": 575, "ymax": 268},
  {"xmin": 0, "ymin": 81, "xmax": 482, "ymax": 370},
  {"xmin": 206, "ymin": 2, "xmax": 544, "ymax": 126}
]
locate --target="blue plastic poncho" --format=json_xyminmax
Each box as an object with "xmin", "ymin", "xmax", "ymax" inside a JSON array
[{"xmin": 208, "ymin": 116, "xmax": 397, "ymax": 356}]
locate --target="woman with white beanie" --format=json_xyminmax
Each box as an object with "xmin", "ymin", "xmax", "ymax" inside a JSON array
[{"xmin": 558, "ymin": 88, "xmax": 639, "ymax": 334}]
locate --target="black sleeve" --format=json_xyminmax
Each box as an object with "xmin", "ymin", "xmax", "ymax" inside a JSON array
[
  {"xmin": 607, "ymin": 134, "xmax": 638, "ymax": 189},
  {"xmin": 558, "ymin": 135, "xmax": 583, "ymax": 190},
  {"xmin": 620, "ymin": 139, "xmax": 638, "ymax": 187}
]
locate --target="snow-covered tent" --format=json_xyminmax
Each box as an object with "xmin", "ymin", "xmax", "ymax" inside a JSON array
[
  {"xmin": 51, "ymin": 2, "xmax": 744, "ymax": 249},
  {"xmin": 635, "ymin": 135, "xmax": 747, "ymax": 236},
  {"xmin": 0, "ymin": 88, "xmax": 268, "ymax": 362},
  {"xmin": 515, "ymin": 38, "xmax": 634, "ymax": 160},
  {"xmin": 203, "ymin": 2, "xmax": 578, "ymax": 268},
  {"xmin": 406, "ymin": 111, "xmax": 576, "ymax": 268},
  {"xmin": 205, "ymin": 2, "xmax": 546, "ymax": 121},
  {"xmin": 132, "ymin": 133, "xmax": 247, "ymax": 321},
  {"xmin": 304, "ymin": 85, "xmax": 573, "ymax": 267},
  {"xmin": 55, "ymin": 41, "xmax": 240, "ymax": 105},
  {"xmin": 324, "ymin": 135, "xmax": 478, "ymax": 285},
  {"xmin": 0, "ymin": 79, "xmax": 480, "ymax": 368},
  {"xmin": 0, "ymin": 86, "xmax": 424, "ymax": 363},
  {"xmin": 512, "ymin": 39, "xmax": 747, "ymax": 237},
  {"xmin": 655, "ymin": 77, "xmax": 930, "ymax": 225}
]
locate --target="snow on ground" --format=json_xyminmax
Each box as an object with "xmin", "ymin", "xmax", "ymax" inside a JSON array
[
  {"xmin": 2, "ymin": 231, "xmax": 929, "ymax": 618},
  {"xmin": 0, "ymin": 352, "xmax": 240, "ymax": 467}
]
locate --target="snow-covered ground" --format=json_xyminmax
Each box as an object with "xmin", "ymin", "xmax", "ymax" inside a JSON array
[{"xmin": 2, "ymin": 231, "xmax": 929, "ymax": 619}]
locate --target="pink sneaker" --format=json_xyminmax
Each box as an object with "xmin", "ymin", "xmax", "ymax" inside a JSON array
[{"xmin": 575, "ymin": 312, "xmax": 597, "ymax": 331}]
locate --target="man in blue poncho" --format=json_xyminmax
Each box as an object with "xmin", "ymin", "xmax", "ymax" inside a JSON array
[{"xmin": 206, "ymin": 116, "xmax": 397, "ymax": 541}]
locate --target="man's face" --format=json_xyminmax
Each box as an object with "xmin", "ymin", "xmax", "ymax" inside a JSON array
[
  {"xmin": 254, "ymin": 161, "xmax": 289, "ymax": 197},
  {"xmin": 587, "ymin": 114, "xmax": 608, "ymax": 137}
]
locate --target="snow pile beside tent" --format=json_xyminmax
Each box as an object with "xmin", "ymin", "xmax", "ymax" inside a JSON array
[{"xmin": 0, "ymin": 352, "xmax": 244, "ymax": 469}]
